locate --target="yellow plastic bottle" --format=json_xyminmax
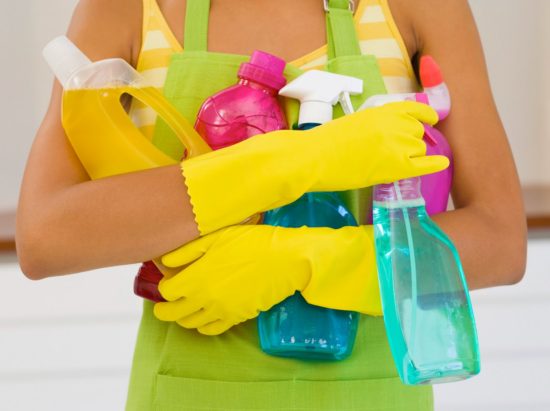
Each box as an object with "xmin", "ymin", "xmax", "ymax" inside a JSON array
[
  {"xmin": 43, "ymin": 37, "xmax": 259, "ymax": 301},
  {"xmin": 43, "ymin": 36, "xmax": 213, "ymax": 300},
  {"xmin": 43, "ymin": 36, "xmax": 211, "ymax": 179}
]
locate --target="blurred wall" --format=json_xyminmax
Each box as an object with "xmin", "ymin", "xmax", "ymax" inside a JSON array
[
  {"xmin": 1, "ymin": 0, "xmax": 549, "ymax": 212},
  {"xmin": 0, "ymin": 0, "xmax": 78, "ymax": 212},
  {"xmin": 468, "ymin": 0, "xmax": 549, "ymax": 187}
]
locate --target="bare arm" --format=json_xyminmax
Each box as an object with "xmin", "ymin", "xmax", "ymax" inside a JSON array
[
  {"xmin": 395, "ymin": 0, "xmax": 527, "ymax": 288},
  {"xmin": 16, "ymin": 0, "xmax": 199, "ymax": 279}
]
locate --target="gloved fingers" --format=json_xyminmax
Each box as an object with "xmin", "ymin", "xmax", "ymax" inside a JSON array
[
  {"xmin": 153, "ymin": 297, "xmax": 206, "ymax": 322},
  {"xmin": 389, "ymin": 101, "xmax": 439, "ymax": 126},
  {"xmin": 158, "ymin": 270, "xmax": 202, "ymax": 302},
  {"xmin": 161, "ymin": 232, "xmax": 220, "ymax": 268},
  {"xmin": 410, "ymin": 154, "xmax": 450, "ymax": 176},
  {"xmin": 197, "ymin": 319, "xmax": 238, "ymax": 336},
  {"xmin": 392, "ymin": 131, "xmax": 429, "ymax": 157},
  {"xmin": 176, "ymin": 308, "xmax": 219, "ymax": 329},
  {"xmin": 403, "ymin": 114, "xmax": 430, "ymax": 140}
]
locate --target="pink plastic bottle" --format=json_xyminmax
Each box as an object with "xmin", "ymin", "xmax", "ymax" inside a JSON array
[
  {"xmin": 418, "ymin": 56, "xmax": 453, "ymax": 216},
  {"xmin": 134, "ymin": 51, "xmax": 288, "ymax": 302},
  {"xmin": 194, "ymin": 50, "xmax": 288, "ymax": 149}
]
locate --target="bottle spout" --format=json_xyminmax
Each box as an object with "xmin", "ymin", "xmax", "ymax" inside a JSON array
[
  {"xmin": 43, "ymin": 36, "xmax": 92, "ymax": 88},
  {"xmin": 419, "ymin": 56, "xmax": 443, "ymax": 88},
  {"xmin": 420, "ymin": 56, "xmax": 451, "ymax": 120}
]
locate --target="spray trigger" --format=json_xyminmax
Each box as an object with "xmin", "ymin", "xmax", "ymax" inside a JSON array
[{"xmin": 339, "ymin": 92, "xmax": 355, "ymax": 116}]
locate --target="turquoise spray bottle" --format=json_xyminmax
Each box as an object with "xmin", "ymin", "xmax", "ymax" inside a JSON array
[
  {"xmin": 257, "ymin": 70, "xmax": 363, "ymax": 361},
  {"xmin": 346, "ymin": 59, "xmax": 481, "ymax": 383},
  {"xmin": 372, "ymin": 180, "xmax": 480, "ymax": 384}
]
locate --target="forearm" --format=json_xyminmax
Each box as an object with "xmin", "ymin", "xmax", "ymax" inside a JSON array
[
  {"xmin": 432, "ymin": 205, "xmax": 527, "ymax": 290},
  {"xmin": 17, "ymin": 164, "xmax": 199, "ymax": 279}
]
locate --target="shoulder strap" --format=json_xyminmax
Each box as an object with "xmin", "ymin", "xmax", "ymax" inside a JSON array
[
  {"xmin": 184, "ymin": 0, "xmax": 210, "ymax": 51},
  {"xmin": 325, "ymin": 0, "xmax": 361, "ymax": 59}
]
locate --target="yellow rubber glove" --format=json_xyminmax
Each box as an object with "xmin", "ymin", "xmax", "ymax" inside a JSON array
[
  {"xmin": 154, "ymin": 224, "xmax": 380, "ymax": 335},
  {"xmin": 182, "ymin": 102, "xmax": 448, "ymax": 235}
]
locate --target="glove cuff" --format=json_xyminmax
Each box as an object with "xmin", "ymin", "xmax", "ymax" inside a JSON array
[
  {"xmin": 181, "ymin": 130, "xmax": 318, "ymax": 235},
  {"xmin": 301, "ymin": 225, "xmax": 383, "ymax": 316}
]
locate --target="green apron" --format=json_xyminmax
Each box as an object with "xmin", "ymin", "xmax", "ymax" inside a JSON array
[{"xmin": 126, "ymin": 1, "xmax": 433, "ymax": 409}]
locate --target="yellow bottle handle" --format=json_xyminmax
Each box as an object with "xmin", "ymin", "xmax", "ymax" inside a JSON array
[{"xmin": 122, "ymin": 87, "xmax": 212, "ymax": 160}]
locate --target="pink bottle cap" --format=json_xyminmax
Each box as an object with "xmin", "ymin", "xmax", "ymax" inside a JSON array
[
  {"xmin": 420, "ymin": 55, "xmax": 443, "ymax": 88},
  {"xmin": 238, "ymin": 51, "xmax": 287, "ymax": 91}
]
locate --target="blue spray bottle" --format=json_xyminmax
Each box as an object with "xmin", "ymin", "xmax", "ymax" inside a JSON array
[{"xmin": 257, "ymin": 70, "xmax": 363, "ymax": 361}]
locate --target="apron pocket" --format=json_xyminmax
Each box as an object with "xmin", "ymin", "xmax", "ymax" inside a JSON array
[{"xmin": 153, "ymin": 374, "xmax": 433, "ymax": 411}]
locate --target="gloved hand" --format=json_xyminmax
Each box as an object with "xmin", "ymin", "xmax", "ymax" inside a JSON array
[
  {"xmin": 153, "ymin": 224, "xmax": 380, "ymax": 335},
  {"xmin": 182, "ymin": 102, "xmax": 449, "ymax": 235}
]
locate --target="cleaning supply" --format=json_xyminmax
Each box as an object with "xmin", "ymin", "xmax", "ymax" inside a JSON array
[
  {"xmin": 43, "ymin": 36, "xmax": 212, "ymax": 304},
  {"xmin": 372, "ymin": 180, "xmax": 480, "ymax": 384},
  {"xmin": 42, "ymin": 36, "xmax": 211, "ymax": 180},
  {"xmin": 195, "ymin": 50, "xmax": 288, "ymax": 149},
  {"xmin": 257, "ymin": 70, "xmax": 362, "ymax": 361},
  {"xmin": 135, "ymin": 50, "xmax": 288, "ymax": 302},
  {"xmin": 354, "ymin": 56, "xmax": 480, "ymax": 384},
  {"xmin": 359, "ymin": 56, "xmax": 453, "ymax": 215},
  {"xmin": 155, "ymin": 224, "xmax": 381, "ymax": 336}
]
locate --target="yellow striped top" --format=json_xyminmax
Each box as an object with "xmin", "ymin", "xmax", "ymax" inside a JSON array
[{"xmin": 130, "ymin": 0, "xmax": 418, "ymax": 139}]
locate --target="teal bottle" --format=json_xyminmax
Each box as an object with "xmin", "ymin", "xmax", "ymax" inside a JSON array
[
  {"xmin": 373, "ymin": 178, "xmax": 480, "ymax": 384},
  {"xmin": 258, "ymin": 123, "xmax": 360, "ymax": 361}
]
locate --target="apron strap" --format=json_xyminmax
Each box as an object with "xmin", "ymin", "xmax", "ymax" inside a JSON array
[
  {"xmin": 325, "ymin": 0, "xmax": 361, "ymax": 59},
  {"xmin": 183, "ymin": 0, "xmax": 359, "ymax": 57},
  {"xmin": 184, "ymin": 0, "xmax": 210, "ymax": 52}
]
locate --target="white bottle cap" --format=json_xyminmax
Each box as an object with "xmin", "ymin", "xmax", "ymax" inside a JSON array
[{"xmin": 42, "ymin": 36, "xmax": 92, "ymax": 87}]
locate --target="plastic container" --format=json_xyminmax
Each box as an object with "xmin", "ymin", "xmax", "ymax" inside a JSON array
[
  {"xmin": 195, "ymin": 50, "xmax": 288, "ymax": 149},
  {"xmin": 373, "ymin": 179, "xmax": 480, "ymax": 384},
  {"xmin": 359, "ymin": 56, "xmax": 480, "ymax": 384},
  {"xmin": 43, "ymin": 36, "xmax": 210, "ymax": 180},
  {"xmin": 259, "ymin": 178, "xmax": 360, "ymax": 360},
  {"xmin": 43, "ymin": 36, "xmax": 211, "ymax": 304},
  {"xmin": 258, "ymin": 71, "xmax": 363, "ymax": 361}
]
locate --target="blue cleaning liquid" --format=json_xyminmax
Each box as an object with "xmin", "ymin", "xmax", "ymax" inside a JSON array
[
  {"xmin": 373, "ymin": 180, "xmax": 480, "ymax": 384},
  {"xmin": 257, "ymin": 124, "xmax": 360, "ymax": 361}
]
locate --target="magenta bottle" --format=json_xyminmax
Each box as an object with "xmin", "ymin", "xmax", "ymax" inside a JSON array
[
  {"xmin": 418, "ymin": 56, "xmax": 453, "ymax": 215},
  {"xmin": 194, "ymin": 51, "xmax": 288, "ymax": 149},
  {"xmin": 402, "ymin": 56, "xmax": 453, "ymax": 216},
  {"xmin": 134, "ymin": 51, "xmax": 288, "ymax": 302}
]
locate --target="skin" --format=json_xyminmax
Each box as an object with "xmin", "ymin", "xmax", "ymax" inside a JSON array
[{"xmin": 16, "ymin": 0, "xmax": 526, "ymax": 289}]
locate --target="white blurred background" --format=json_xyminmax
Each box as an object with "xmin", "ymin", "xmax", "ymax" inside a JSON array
[{"xmin": 1, "ymin": 0, "xmax": 549, "ymax": 410}]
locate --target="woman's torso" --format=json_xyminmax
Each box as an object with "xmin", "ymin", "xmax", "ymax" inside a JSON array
[{"xmin": 126, "ymin": 1, "xmax": 433, "ymax": 410}]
